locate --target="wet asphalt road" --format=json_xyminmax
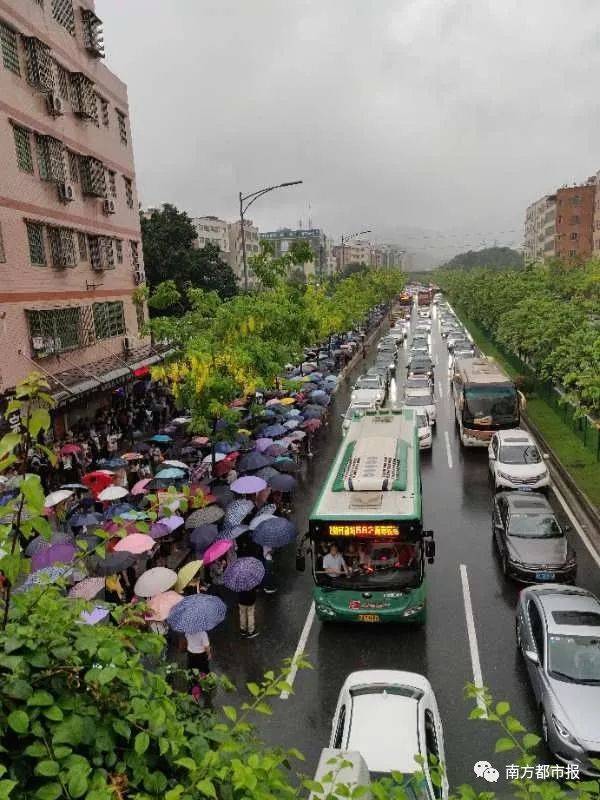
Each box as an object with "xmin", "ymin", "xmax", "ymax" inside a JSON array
[{"xmin": 210, "ymin": 305, "xmax": 600, "ymax": 788}]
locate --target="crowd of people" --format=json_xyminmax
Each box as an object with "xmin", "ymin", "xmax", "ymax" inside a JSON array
[{"xmin": 6, "ymin": 306, "xmax": 389, "ymax": 700}]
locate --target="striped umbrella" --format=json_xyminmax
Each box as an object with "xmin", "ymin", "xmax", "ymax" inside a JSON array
[
  {"xmin": 167, "ymin": 594, "xmax": 227, "ymax": 633},
  {"xmin": 223, "ymin": 557, "xmax": 265, "ymax": 592}
]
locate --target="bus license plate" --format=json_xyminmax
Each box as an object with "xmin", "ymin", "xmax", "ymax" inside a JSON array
[
  {"xmin": 358, "ymin": 614, "xmax": 380, "ymax": 623},
  {"xmin": 535, "ymin": 571, "xmax": 554, "ymax": 581}
]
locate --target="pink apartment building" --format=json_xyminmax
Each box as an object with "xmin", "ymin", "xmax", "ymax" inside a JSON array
[{"xmin": 0, "ymin": 0, "xmax": 165, "ymax": 435}]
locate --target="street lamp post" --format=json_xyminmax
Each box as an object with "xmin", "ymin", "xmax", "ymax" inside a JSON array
[
  {"xmin": 339, "ymin": 229, "xmax": 371, "ymax": 272},
  {"xmin": 239, "ymin": 180, "xmax": 303, "ymax": 291}
]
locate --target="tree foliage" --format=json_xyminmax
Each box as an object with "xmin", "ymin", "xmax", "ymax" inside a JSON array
[{"xmin": 442, "ymin": 246, "xmax": 523, "ymax": 270}]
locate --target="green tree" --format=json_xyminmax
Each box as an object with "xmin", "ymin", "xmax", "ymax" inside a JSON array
[{"xmin": 442, "ymin": 246, "xmax": 523, "ymax": 270}]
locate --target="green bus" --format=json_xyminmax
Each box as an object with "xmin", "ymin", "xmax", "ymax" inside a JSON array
[{"xmin": 300, "ymin": 409, "xmax": 435, "ymax": 624}]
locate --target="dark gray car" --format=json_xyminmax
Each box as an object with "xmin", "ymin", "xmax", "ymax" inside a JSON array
[{"xmin": 516, "ymin": 585, "xmax": 600, "ymax": 775}]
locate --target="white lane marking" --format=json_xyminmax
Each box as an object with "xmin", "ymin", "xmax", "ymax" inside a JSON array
[
  {"xmin": 460, "ymin": 564, "xmax": 486, "ymax": 714},
  {"xmin": 444, "ymin": 430, "xmax": 453, "ymax": 469},
  {"xmin": 553, "ymin": 485, "xmax": 600, "ymax": 569},
  {"xmin": 280, "ymin": 601, "xmax": 315, "ymax": 699},
  {"xmin": 437, "ymin": 382, "xmax": 444, "ymax": 399}
]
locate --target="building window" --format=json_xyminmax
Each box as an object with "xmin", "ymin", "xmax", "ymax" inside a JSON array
[
  {"xmin": 115, "ymin": 239, "xmax": 123, "ymax": 263},
  {"xmin": 0, "ymin": 22, "xmax": 20, "ymax": 75},
  {"xmin": 136, "ymin": 302, "xmax": 145, "ymax": 333},
  {"xmin": 571, "ymin": 195, "xmax": 582, "ymax": 206},
  {"xmin": 99, "ymin": 96, "xmax": 109, "ymax": 126},
  {"xmin": 28, "ymin": 307, "xmax": 83, "ymax": 356},
  {"xmin": 13, "ymin": 125, "xmax": 34, "ymax": 173},
  {"xmin": 23, "ymin": 37, "xmax": 54, "ymax": 91},
  {"xmin": 77, "ymin": 231, "xmax": 87, "ymax": 261},
  {"xmin": 67, "ymin": 150, "xmax": 79, "ymax": 182},
  {"xmin": 47, "ymin": 226, "xmax": 76, "ymax": 268},
  {"xmin": 569, "ymin": 249, "xmax": 577, "ymax": 257},
  {"xmin": 124, "ymin": 177, "xmax": 133, "ymax": 208},
  {"xmin": 80, "ymin": 156, "xmax": 106, "ymax": 197},
  {"xmin": 570, "ymin": 215, "xmax": 580, "ymax": 225},
  {"xmin": 54, "ymin": 60, "xmax": 70, "ymax": 100},
  {"xmin": 35, "ymin": 134, "xmax": 65, "ymax": 182},
  {"xmin": 130, "ymin": 240, "xmax": 139, "ymax": 267},
  {"xmin": 570, "ymin": 232, "xmax": 578, "ymax": 241},
  {"xmin": 70, "ymin": 72, "xmax": 97, "ymax": 119},
  {"xmin": 108, "ymin": 170, "xmax": 117, "ymax": 197},
  {"xmin": 88, "ymin": 235, "xmax": 114, "ymax": 270},
  {"xmin": 0, "ymin": 222, "xmax": 5, "ymax": 263},
  {"xmin": 51, "ymin": 0, "xmax": 75, "ymax": 35},
  {"xmin": 81, "ymin": 8, "xmax": 104, "ymax": 58},
  {"xmin": 93, "ymin": 301, "xmax": 125, "ymax": 340},
  {"xmin": 116, "ymin": 110, "xmax": 128, "ymax": 145},
  {"xmin": 25, "ymin": 221, "xmax": 46, "ymax": 265}
]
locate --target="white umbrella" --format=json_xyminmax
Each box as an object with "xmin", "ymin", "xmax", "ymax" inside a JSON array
[
  {"xmin": 172, "ymin": 417, "xmax": 192, "ymax": 425},
  {"xmin": 44, "ymin": 489, "xmax": 74, "ymax": 508},
  {"xmin": 249, "ymin": 513, "xmax": 276, "ymax": 530},
  {"xmin": 163, "ymin": 460, "xmax": 190, "ymax": 470},
  {"xmin": 98, "ymin": 485, "xmax": 129, "ymax": 502},
  {"xmin": 202, "ymin": 452, "xmax": 226, "ymax": 464},
  {"xmin": 134, "ymin": 567, "xmax": 177, "ymax": 598}
]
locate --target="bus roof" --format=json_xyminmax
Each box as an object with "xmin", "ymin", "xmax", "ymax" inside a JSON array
[
  {"xmin": 310, "ymin": 410, "xmax": 421, "ymax": 522},
  {"xmin": 455, "ymin": 357, "xmax": 513, "ymax": 386}
]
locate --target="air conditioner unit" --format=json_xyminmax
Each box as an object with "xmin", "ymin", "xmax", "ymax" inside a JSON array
[
  {"xmin": 133, "ymin": 270, "xmax": 145, "ymax": 285},
  {"xmin": 46, "ymin": 93, "xmax": 64, "ymax": 116},
  {"xmin": 58, "ymin": 181, "xmax": 75, "ymax": 202},
  {"xmin": 102, "ymin": 198, "xmax": 116, "ymax": 215}
]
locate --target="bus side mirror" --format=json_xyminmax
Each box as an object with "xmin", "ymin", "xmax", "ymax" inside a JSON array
[
  {"xmin": 425, "ymin": 540, "xmax": 436, "ymax": 563},
  {"xmin": 518, "ymin": 391, "xmax": 526, "ymax": 411}
]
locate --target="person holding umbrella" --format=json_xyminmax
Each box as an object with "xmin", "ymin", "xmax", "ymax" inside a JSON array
[{"xmin": 223, "ymin": 557, "xmax": 265, "ymax": 639}]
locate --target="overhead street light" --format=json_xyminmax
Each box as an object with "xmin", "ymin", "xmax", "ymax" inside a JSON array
[
  {"xmin": 340, "ymin": 229, "xmax": 371, "ymax": 272},
  {"xmin": 238, "ymin": 180, "xmax": 303, "ymax": 291}
]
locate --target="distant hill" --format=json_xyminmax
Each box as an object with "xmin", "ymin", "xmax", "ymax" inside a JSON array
[{"xmin": 442, "ymin": 246, "xmax": 523, "ymax": 270}]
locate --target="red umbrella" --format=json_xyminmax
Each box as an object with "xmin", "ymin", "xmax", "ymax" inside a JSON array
[
  {"xmin": 83, "ymin": 471, "xmax": 114, "ymax": 499},
  {"xmin": 60, "ymin": 443, "xmax": 82, "ymax": 455},
  {"xmin": 302, "ymin": 419, "xmax": 322, "ymax": 433}
]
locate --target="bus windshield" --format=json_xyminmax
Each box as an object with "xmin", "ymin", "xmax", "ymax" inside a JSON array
[
  {"xmin": 314, "ymin": 539, "xmax": 421, "ymax": 591},
  {"xmin": 463, "ymin": 385, "xmax": 518, "ymax": 425}
]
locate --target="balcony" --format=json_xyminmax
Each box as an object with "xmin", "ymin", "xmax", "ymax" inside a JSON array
[{"xmin": 81, "ymin": 9, "xmax": 105, "ymax": 58}]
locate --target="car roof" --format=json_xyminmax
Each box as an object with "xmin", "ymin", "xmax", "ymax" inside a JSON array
[
  {"xmin": 343, "ymin": 671, "xmax": 429, "ymax": 774},
  {"xmin": 497, "ymin": 429, "xmax": 534, "ymax": 444},
  {"xmin": 501, "ymin": 492, "xmax": 552, "ymax": 512},
  {"xmin": 531, "ymin": 588, "xmax": 600, "ymax": 636}
]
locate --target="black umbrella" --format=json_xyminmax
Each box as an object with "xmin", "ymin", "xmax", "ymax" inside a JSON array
[
  {"xmin": 273, "ymin": 458, "xmax": 300, "ymax": 474},
  {"xmin": 237, "ymin": 452, "xmax": 274, "ymax": 472},
  {"xmin": 268, "ymin": 473, "xmax": 298, "ymax": 492},
  {"xmin": 189, "ymin": 523, "xmax": 219, "ymax": 551},
  {"xmin": 88, "ymin": 551, "xmax": 136, "ymax": 576},
  {"xmin": 210, "ymin": 485, "xmax": 235, "ymax": 508}
]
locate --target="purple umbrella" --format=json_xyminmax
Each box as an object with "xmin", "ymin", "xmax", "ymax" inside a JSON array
[
  {"xmin": 264, "ymin": 443, "xmax": 289, "ymax": 457},
  {"xmin": 31, "ymin": 543, "xmax": 76, "ymax": 572},
  {"xmin": 263, "ymin": 424, "xmax": 288, "ymax": 438},
  {"xmin": 254, "ymin": 437, "xmax": 274, "ymax": 453},
  {"xmin": 223, "ymin": 557, "xmax": 265, "ymax": 592},
  {"xmin": 167, "ymin": 594, "xmax": 227, "ymax": 633},
  {"xmin": 230, "ymin": 476, "xmax": 267, "ymax": 495},
  {"xmin": 25, "ymin": 535, "xmax": 53, "ymax": 557},
  {"xmin": 283, "ymin": 419, "xmax": 300, "ymax": 430},
  {"xmin": 158, "ymin": 515, "xmax": 184, "ymax": 532},
  {"xmin": 80, "ymin": 605, "xmax": 111, "ymax": 625},
  {"xmin": 268, "ymin": 473, "xmax": 298, "ymax": 492},
  {"xmin": 238, "ymin": 452, "xmax": 274, "ymax": 473},
  {"xmin": 190, "ymin": 523, "xmax": 219, "ymax": 551},
  {"xmin": 252, "ymin": 516, "xmax": 297, "ymax": 548},
  {"xmin": 150, "ymin": 522, "xmax": 171, "ymax": 539}
]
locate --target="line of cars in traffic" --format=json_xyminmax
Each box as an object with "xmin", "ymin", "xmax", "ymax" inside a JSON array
[{"xmin": 438, "ymin": 299, "xmax": 600, "ymax": 777}]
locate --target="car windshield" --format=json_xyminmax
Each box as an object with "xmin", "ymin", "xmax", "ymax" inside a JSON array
[
  {"xmin": 500, "ymin": 444, "xmax": 541, "ymax": 464},
  {"xmin": 508, "ymin": 513, "xmax": 562, "ymax": 538},
  {"xmin": 356, "ymin": 379, "xmax": 380, "ymax": 390},
  {"xmin": 464, "ymin": 385, "xmax": 518, "ymax": 423},
  {"xmin": 404, "ymin": 396, "xmax": 432, "ymax": 406},
  {"xmin": 416, "ymin": 413, "xmax": 428, "ymax": 427},
  {"xmin": 314, "ymin": 539, "xmax": 421, "ymax": 590},
  {"xmin": 548, "ymin": 634, "xmax": 600, "ymax": 684}
]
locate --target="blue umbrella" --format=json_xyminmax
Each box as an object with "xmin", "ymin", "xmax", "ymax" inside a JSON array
[
  {"xmin": 304, "ymin": 404, "xmax": 326, "ymax": 416},
  {"xmin": 167, "ymin": 594, "xmax": 227, "ymax": 633},
  {"xmin": 69, "ymin": 512, "xmax": 103, "ymax": 528},
  {"xmin": 150, "ymin": 434, "xmax": 172, "ymax": 443},
  {"xmin": 103, "ymin": 503, "xmax": 134, "ymax": 520},
  {"xmin": 223, "ymin": 557, "xmax": 265, "ymax": 592},
  {"xmin": 120, "ymin": 510, "xmax": 150, "ymax": 521},
  {"xmin": 154, "ymin": 467, "xmax": 186, "ymax": 480},
  {"xmin": 189, "ymin": 524, "xmax": 219, "ymax": 551},
  {"xmin": 285, "ymin": 409, "xmax": 302, "ymax": 418},
  {"xmin": 214, "ymin": 442, "xmax": 237, "ymax": 455},
  {"xmin": 263, "ymin": 424, "xmax": 288, "ymax": 438},
  {"xmin": 283, "ymin": 419, "xmax": 300, "ymax": 430},
  {"xmin": 252, "ymin": 517, "xmax": 297, "ymax": 548},
  {"xmin": 268, "ymin": 473, "xmax": 298, "ymax": 492},
  {"xmin": 238, "ymin": 452, "xmax": 273, "ymax": 472},
  {"xmin": 303, "ymin": 408, "xmax": 324, "ymax": 420},
  {"xmin": 97, "ymin": 458, "xmax": 127, "ymax": 469}
]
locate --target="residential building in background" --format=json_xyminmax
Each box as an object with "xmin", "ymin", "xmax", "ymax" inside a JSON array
[
  {"xmin": 261, "ymin": 227, "xmax": 327, "ymax": 278},
  {"xmin": 555, "ymin": 180, "xmax": 596, "ymax": 262},
  {"xmin": 191, "ymin": 216, "xmax": 230, "ymax": 256},
  {"xmin": 228, "ymin": 218, "xmax": 260, "ymax": 285},
  {"xmin": 541, "ymin": 195, "xmax": 557, "ymax": 259},
  {"xmin": 524, "ymin": 195, "xmax": 552, "ymax": 262},
  {"xmin": 379, "ymin": 244, "xmax": 406, "ymax": 269},
  {"xmin": 0, "ymin": 0, "xmax": 158, "ymax": 435},
  {"xmin": 332, "ymin": 240, "xmax": 371, "ymax": 270},
  {"xmin": 593, "ymin": 170, "xmax": 600, "ymax": 255}
]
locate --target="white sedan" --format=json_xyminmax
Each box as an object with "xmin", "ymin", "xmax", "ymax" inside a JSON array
[
  {"xmin": 403, "ymin": 390, "xmax": 436, "ymax": 424},
  {"xmin": 488, "ymin": 429, "xmax": 549, "ymax": 491},
  {"xmin": 416, "ymin": 411, "xmax": 432, "ymax": 450},
  {"xmin": 330, "ymin": 670, "xmax": 448, "ymax": 800}
]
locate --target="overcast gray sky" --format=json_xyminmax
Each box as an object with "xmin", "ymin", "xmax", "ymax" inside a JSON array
[{"xmin": 97, "ymin": 0, "xmax": 600, "ymax": 263}]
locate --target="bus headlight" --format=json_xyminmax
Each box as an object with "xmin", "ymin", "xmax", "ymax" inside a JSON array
[
  {"xmin": 403, "ymin": 602, "xmax": 425, "ymax": 617},
  {"xmin": 316, "ymin": 603, "xmax": 335, "ymax": 617}
]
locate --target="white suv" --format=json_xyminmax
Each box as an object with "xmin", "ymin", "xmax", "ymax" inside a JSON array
[
  {"xmin": 330, "ymin": 670, "xmax": 448, "ymax": 799},
  {"xmin": 488, "ymin": 429, "xmax": 549, "ymax": 492}
]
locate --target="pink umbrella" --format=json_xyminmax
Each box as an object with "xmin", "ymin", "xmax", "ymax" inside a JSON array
[
  {"xmin": 192, "ymin": 436, "xmax": 210, "ymax": 446},
  {"xmin": 202, "ymin": 539, "xmax": 232, "ymax": 566},
  {"xmin": 302, "ymin": 418, "xmax": 322, "ymax": 433},
  {"xmin": 131, "ymin": 478, "xmax": 152, "ymax": 496},
  {"xmin": 146, "ymin": 590, "xmax": 183, "ymax": 621},
  {"xmin": 114, "ymin": 533, "xmax": 155, "ymax": 554}
]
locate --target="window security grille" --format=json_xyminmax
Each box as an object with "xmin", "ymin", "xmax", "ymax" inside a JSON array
[
  {"xmin": 54, "ymin": 60, "xmax": 70, "ymax": 99},
  {"xmin": 108, "ymin": 170, "xmax": 116, "ymax": 197},
  {"xmin": 27, "ymin": 306, "xmax": 85, "ymax": 356},
  {"xmin": 35, "ymin": 134, "xmax": 65, "ymax": 182},
  {"xmin": 99, "ymin": 96, "xmax": 109, "ymax": 126},
  {"xmin": 130, "ymin": 240, "xmax": 139, "ymax": 267},
  {"xmin": 0, "ymin": 22, "xmax": 20, "ymax": 75},
  {"xmin": 23, "ymin": 37, "xmax": 54, "ymax": 91},
  {"xmin": 26, "ymin": 221, "xmax": 46, "ymax": 265},
  {"xmin": 47, "ymin": 226, "xmax": 76, "ymax": 267},
  {"xmin": 124, "ymin": 177, "xmax": 133, "ymax": 208},
  {"xmin": 77, "ymin": 231, "xmax": 87, "ymax": 261},
  {"xmin": 13, "ymin": 125, "xmax": 34, "ymax": 173},
  {"xmin": 93, "ymin": 301, "xmax": 125, "ymax": 340},
  {"xmin": 80, "ymin": 156, "xmax": 106, "ymax": 197},
  {"xmin": 115, "ymin": 239, "xmax": 123, "ymax": 263},
  {"xmin": 116, "ymin": 110, "xmax": 127, "ymax": 145},
  {"xmin": 67, "ymin": 150, "xmax": 79, "ymax": 182},
  {"xmin": 51, "ymin": 0, "xmax": 75, "ymax": 35},
  {"xmin": 81, "ymin": 9, "xmax": 104, "ymax": 57},
  {"xmin": 88, "ymin": 235, "xmax": 114, "ymax": 270},
  {"xmin": 70, "ymin": 72, "xmax": 96, "ymax": 119}
]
